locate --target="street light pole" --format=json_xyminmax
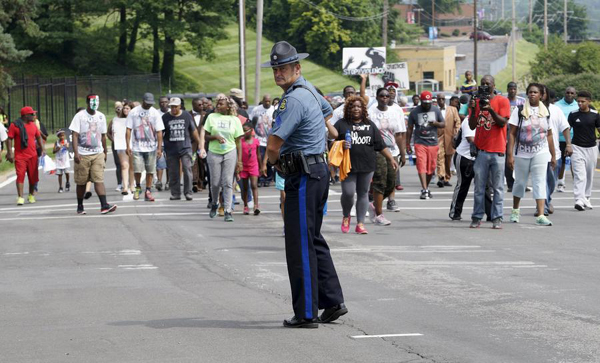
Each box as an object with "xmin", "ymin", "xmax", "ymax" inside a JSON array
[
  {"xmin": 254, "ymin": 0, "xmax": 263, "ymax": 104},
  {"xmin": 239, "ymin": 0, "xmax": 247, "ymax": 100},
  {"xmin": 564, "ymin": 0, "xmax": 568, "ymax": 44},
  {"xmin": 383, "ymin": 0, "xmax": 389, "ymax": 47},
  {"xmin": 544, "ymin": 0, "xmax": 548, "ymax": 50},
  {"xmin": 474, "ymin": 0, "xmax": 478, "ymax": 80},
  {"xmin": 512, "ymin": 0, "xmax": 516, "ymax": 82}
]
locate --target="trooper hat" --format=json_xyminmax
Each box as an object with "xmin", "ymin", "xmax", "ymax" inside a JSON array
[{"xmin": 261, "ymin": 41, "xmax": 309, "ymax": 68}]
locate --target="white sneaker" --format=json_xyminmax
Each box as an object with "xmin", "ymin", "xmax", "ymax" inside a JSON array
[
  {"xmin": 368, "ymin": 203, "xmax": 376, "ymax": 223},
  {"xmin": 374, "ymin": 214, "xmax": 391, "ymax": 226},
  {"xmin": 115, "ymin": 184, "xmax": 122, "ymax": 192},
  {"xmin": 583, "ymin": 198, "xmax": 593, "ymax": 209},
  {"xmin": 350, "ymin": 205, "xmax": 356, "ymax": 217},
  {"xmin": 557, "ymin": 184, "xmax": 565, "ymax": 193}
]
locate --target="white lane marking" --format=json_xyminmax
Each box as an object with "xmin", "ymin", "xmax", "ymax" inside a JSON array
[
  {"xmin": 118, "ymin": 264, "xmax": 158, "ymax": 270},
  {"xmin": 0, "ymin": 175, "xmax": 17, "ymax": 189},
  {"xmin": 351, "ymin": 333, "xmax": 423, "ymax": 339}
]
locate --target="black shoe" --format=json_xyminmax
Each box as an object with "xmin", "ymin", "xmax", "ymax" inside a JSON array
[
  {"xmin": 156, "ymin": 182, "xmax": 163, "ymax": 191},
  {"xmin": 319, "ymin": 303, "xmax": 348, "ymax": 323},
  {"xmin": 450, "ymin": 214, "xmax": 462, "ymax": 221},
  {"xmin": 283, "ymin": 316, "xmax": 318, "ymax": 328},
  {"xmin": 170, "ymin": 196, "xmax": 181, "ymax": 200},
  {"xmin": 77, "ymin": 206, "xmax": 86, "ymax": 215},
  {"xmin": 65, "ymin": 182, "xmax": 70, "ymax": 192},
  {"xmin": 443, "ymin": 181, "xmax": 452, "ymax": 187},
  {"xmin": 101, "ymin": 204, "xmax": 117, "ymax": 214},
  {"xmin": 437, "ymin": 180, "xmax": 444, "ymax": 188},
  {"xmin": 192, "ymin": 185, "xmax": 199, "ymax": 193},
  {"xmin": 84, "ymin": 191, "xmax": 92, "ymax": 200}
]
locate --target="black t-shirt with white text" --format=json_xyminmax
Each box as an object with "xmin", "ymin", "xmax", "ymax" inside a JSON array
[
  {"xmin": 162, "ymin": 111, "xmax": 197, "ymax": 156},
  {"xmin": 568, "ymin": 110, "xmax": 600, "ymax": 148},
  {"xmin": 334, "ymin": 119, "xmax": 385, "ymax": 173}
]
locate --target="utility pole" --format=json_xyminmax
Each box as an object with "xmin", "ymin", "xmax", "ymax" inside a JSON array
[
  {"xmin": 564, "ymin": 0, "xmax": 568, "ymax": 44},
  {"xmin": 432, "ymin": 0, "xmax": 435, "ymax": 27},
  {"xmin": 544, "ymin": 0, "xmax": 548, "ymax": 50},
  {"xmin": 528, "ymin": 0, "xmax": 533, "ymax": 32},
  {"xmin": 383, "ymin": 0, "xmax": 389, "ymax": 48},
  {"xmin": 254, "ymin": 0, "xmax": 263, "ymax": 104},
  {"xmin": 512, "ymin": 0, "xmax": 516, "ymax": 82},
  {"xmin": 474, "ymin": 0, "xmax": 478, "ymax": 80},
  {"xmin": 502, "ymin": 0, "xmax": 505, "ymax": 20},
  {"xmin": 239, "ymin": 0, "xmax": 247, "ymax": 100}
]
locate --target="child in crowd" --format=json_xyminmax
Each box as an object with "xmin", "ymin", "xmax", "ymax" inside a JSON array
[
  {"xmin": 53, "ymin": 130, "xmax": 71, "ymax": 193},
  {"xmin": 240, "ymin": 122, "xmax": 260, "ymax": 215}
]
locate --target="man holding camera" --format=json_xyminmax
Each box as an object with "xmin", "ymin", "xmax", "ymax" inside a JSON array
[{"xmin": 468, "ymin": 75, "xmax": 511, "ymax": 229}]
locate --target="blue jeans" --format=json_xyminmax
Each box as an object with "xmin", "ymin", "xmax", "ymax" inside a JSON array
[
  {"xmin": 472, "ymin": 151, "xmax": 505, "ymax": 221},
  {"xmin": 545, "ymin": 159, "xmax": 560, "ymax": 213}
]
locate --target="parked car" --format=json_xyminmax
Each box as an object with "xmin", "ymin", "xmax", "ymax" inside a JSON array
[{"xmin": 469, "ymin": 31, "xmax": 493, "ymax": 40}]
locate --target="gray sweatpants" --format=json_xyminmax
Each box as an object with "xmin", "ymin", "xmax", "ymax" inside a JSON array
[
  {"xmin": 571, "ymin": 144, "xmax": 599, "ymax": 203},
  {"xmin": 341, "ymin": 171, "xmax": 374, "ymax": 224},
  {"xmin": 207, "ymin": 150, "xmax": 237, "ymax": 213},
  {"xmin": 167, "ymin": 152, "xmax": 193, "ymax": 198}
]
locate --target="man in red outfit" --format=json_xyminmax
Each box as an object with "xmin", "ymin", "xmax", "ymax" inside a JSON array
[{"xmin": 6, "ymin": 106, "xmax": 45, "ymax": 205}]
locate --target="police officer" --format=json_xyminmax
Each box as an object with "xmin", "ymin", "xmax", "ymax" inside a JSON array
[{"xmin": 263, "ymin": 41, "xmax": 347, "ymax": 328}]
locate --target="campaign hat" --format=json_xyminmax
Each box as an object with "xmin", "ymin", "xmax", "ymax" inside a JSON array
[{"xmin": 261, "ymin": 41, "xmax": 309, "ymax": 68}]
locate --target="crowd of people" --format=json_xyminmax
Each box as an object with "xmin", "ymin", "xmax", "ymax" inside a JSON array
[{"xmin": 1, "ymin": 74, "xmax": 599, "ymax": 229}]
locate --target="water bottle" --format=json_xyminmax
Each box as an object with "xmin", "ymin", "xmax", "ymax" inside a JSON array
[
  {"xmin": 345, "ymin": 130, "xmax": 352, "ymax": 149},
  {"xmin": 219, "ymin": 133, "xmax": 227, "ymax": 151},
  {"xmin": 565, "ymin": 156, "xmax": 571, "ymax": 167}
]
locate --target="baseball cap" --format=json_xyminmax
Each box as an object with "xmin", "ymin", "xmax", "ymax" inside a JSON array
[
  {"xmin": 168, "ymin": 97, "xmax": 181, "ymax": 106},
  {"xmin": 20, "ymin": 106, "xmax": 37, "ymax": 116},
  {"xmin": 143, "ymin": 92, "xmax": 155, "ymax": 105},
  {"xmin": 420, "ymin": 91, "xmax": 433, "ymax": 103},
  {"xmin": 230, "ymin": 88, "xmax": 244, "ymax": 99}
]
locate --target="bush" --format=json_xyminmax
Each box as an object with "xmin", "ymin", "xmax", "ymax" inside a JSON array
[
  {"xmin": 543, "ymin": 73, "xmax": 600, "ymax": 101},
  {"xmin": 452, "ymin": 29, "xmax": 460, "ymax": 37}
]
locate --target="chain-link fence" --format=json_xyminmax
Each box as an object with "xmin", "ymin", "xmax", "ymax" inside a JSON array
[{"xmin": 2, "ymin": 74, "xmax": 162, "ymax": 131}]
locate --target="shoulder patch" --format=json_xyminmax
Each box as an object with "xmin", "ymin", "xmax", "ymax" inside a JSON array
[{"xmin": 279, "ymin": 99, "xmax": 287, "ymax": 111}]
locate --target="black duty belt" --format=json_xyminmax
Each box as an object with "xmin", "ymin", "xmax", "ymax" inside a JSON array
[{"xmin": 279, "ymin": 152, "xmax": 326, "ymax": 175}]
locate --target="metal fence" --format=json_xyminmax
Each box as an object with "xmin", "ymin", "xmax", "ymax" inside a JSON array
[{"xmin": 2, "ymin": 74, "xmax": 162, "ymax": 131}]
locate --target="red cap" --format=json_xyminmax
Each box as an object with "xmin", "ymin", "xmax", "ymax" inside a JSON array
[
  {"xmin": 385, "ymin": 81, "xmax": 399, "ymax": 89},
  {"xmin": 20, "ymin": 106, "xmax": 37, "ymax": 116},
  {"xmin": 420, "ymin": 91, "xmax": 433, "ymax": 103}
]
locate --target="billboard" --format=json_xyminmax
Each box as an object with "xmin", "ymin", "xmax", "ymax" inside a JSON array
[{"xmin": 342, "ymin": 47, "xmax": 386, "ymax": 76}]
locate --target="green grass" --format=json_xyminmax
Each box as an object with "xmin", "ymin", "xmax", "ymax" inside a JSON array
[
  {"xmin": 175, "ymin": 24, "xmax": 358, "ymax": 104},
  {"xmin": 493, "ymin": 39, "xmax": 539, "ymax": 91}
]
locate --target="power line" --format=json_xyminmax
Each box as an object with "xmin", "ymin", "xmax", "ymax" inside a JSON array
[{"xmin": 296, "ymin": 0, "xmax": 390, "ymax": 21}]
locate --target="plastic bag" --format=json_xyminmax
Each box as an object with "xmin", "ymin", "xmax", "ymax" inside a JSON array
[{"xmin": 43, "ymin": 155, "xmax": 56, "ymax": 175}]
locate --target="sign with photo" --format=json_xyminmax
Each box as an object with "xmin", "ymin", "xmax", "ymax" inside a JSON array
[
  {"xmin": 367, "ymin": 62, "xmax": 410, "ymax": 96},
  {"xmin": 342, "ymin": 47, "xmax": 386, "ymax": 76}
]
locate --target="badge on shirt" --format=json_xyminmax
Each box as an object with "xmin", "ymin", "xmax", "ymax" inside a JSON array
[{"xmin": 279, "ymin": 99, "xmax": 287, "ymax": 111}]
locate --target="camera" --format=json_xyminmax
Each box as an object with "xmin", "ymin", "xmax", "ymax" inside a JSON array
[{"xmin": 473, "ymin": 85, "xmax": 491, "ymax": 108}]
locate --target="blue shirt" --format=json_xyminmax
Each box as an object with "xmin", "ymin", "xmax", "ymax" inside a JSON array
[
  {"xmin": 271, "ymin": 76, "xmax": 333, "ymax": 155},
  {"xmin": 555, "ymin": 98, "xmax": 578, "ymax": 142}
]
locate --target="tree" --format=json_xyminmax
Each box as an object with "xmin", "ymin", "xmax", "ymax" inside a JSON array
[
  {"xmin": 0, "ymin": 0, "xmax": 41, "ymax": 99},
  {"xmin": 532, "ymin": 0, "xmax": 588, "ymax": 41},
  {"xmin": 417, "ymin": 0, "xmax": 464, "ymax": 28},
  {"xmin": 530, "ymin": 40, "xmax": 600, "ymax": 80}
]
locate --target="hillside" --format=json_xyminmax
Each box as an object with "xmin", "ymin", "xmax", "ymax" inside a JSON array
[{"xmin": 174, "ymin": 24, "xmax": 358, "ymax": 104}]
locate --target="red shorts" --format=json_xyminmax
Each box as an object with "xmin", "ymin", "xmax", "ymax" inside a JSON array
[
  {"xmin": 414, "ymin": 144, "xmax": 439, "ymax": 175},
  {"xmin": 15, "ymin": 156, "xmax": 39, "ymax": 184}
]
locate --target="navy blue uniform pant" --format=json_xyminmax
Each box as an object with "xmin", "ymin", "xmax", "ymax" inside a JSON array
[{"xmin": 284, "ymin": 162, "xmax": 344, "ymax": 320}]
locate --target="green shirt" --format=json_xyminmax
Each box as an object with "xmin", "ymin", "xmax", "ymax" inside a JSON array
[{"xmin": 204, "ymin": 113, "xmax": 244, "ymax": 154}]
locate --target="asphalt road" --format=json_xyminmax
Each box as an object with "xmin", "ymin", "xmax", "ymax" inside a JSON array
[{"xmin": 1, "ymin": 155, "xmax": 600, "ymax": 363}]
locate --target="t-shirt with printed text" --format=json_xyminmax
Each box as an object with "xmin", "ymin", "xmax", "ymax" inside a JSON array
[
  {"xmin": 250, "ymin": 105, "xmax": 274, "ymax": 147},
  {"xmin": 162, "ymin": 111, "xmax": 196, "ymax": 156},
  {"xmin": 508, "ymin": 106, "xmax": 552, "ymax": 159},
  {"xmin": 69, "ymin": 110, "xmax": 107, "ymax": 156},
  {"xmin": 204, "ymin": 113, "xmax": 244, "ymax": 155},
  {"xmin": 126, "ymin": 106, "xmax": 165, "ymax": 152},
  {"xmin": 334, "ymin": 119, "xmax": 385, "ymax": 173},
  {"xmin": 368, "ymin": 104, "xmax": 406, "ymax": 156},
  {"xmin": 407, "ymin": 105, "xmax": 444, "ymax": 147}
]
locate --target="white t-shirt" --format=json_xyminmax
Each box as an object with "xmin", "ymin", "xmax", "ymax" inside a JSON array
[
  {"xmin": 111, "ymin": 117, "xmax": 128, "ymax": 150},
  {"xmin": 330, "ymin": 104, "xmax": 345, "ymax": 125},
  {"xmin": 69, "ymin": 110, "xmax": 107, "ymax": 155},
  {"xmin": 250, "ymin": 105, "xmax": 274, "ymax": 147},
  {"xmin": 456, "ymin": 118, "xmax": 476, "ymax": 161},
  {"xmin": 508, "ymin": 106, "xmax": 552, "ymax": 159},
  {"xmin": 126, "ymin": 106, "xmax": 165, "ymax": 152},
  {"xmin": 368, "ymin": 104, "xmax": 406, "ymax": 156},
  {"xmin": 54, "ymin": 140, "xmax": 71, "ymax": 169},
  {"xmin": 548, "ymin": 103, "xmax": 570, "ymax": 159},
  {"xmin": 0, "ymin": 123, "xmax": 7, "ymax": 143}
]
